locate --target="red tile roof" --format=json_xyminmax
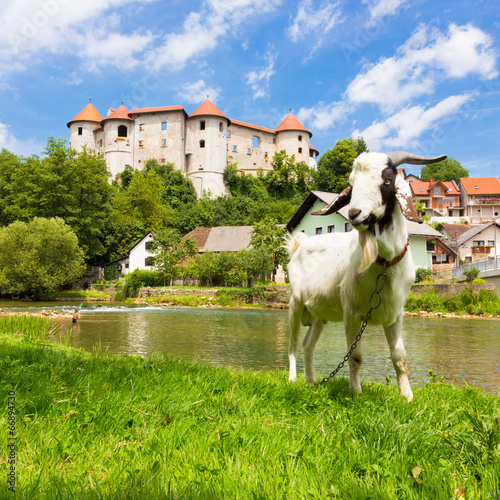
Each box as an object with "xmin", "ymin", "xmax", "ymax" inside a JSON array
[
  {"xmin": 182, "ymin": 227, "xmax": 211, "ymax": 250},
  {"xmin": 410, "ymin": 180, "xmax": 458, "ymax": 196},
  {"xmin": 129, "ymin": 105, "xmax": 185, "ymax": 115},
  {"xmin": 102, "ymin": 105, "xmax": 134, "ymax": 122},
  {"xmin": 189, "ymin": 100, "xmax": 230, "ymax": 124},
  {"xmin": 67, "ymin": 103, "xmax": 103, "ymax": 128},
  {"xmin": 309, "ymin": 145, "xmax": 319, "ymax": 154},
  {"xmin": 275, "ymin": 113, "xmax": 311, "ymax": 137},
  {"xmin": 230, "ymin": 119, "xmax": 276, "ymax": 135},
  {"xmin": 460, "ymin": 177, "xmax": 500, "ymax": 195}
]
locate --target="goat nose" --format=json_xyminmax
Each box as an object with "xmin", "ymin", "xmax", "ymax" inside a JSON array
[{"xmin": 349, "ymin": 208, "xmax": 361, "ymax": 221}]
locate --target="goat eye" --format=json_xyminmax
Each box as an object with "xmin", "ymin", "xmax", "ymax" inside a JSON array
[{"xmin": 384, "ymin": 179, "xmax": 392, "ymax": 185}]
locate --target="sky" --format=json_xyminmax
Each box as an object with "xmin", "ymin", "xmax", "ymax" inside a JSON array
[{"xmin": 0, "ymin": 0, "xmax": 499, "ymax": 178}]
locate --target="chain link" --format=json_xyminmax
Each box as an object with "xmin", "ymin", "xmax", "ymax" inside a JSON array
[{"xmin": 308, "ymin": 262, "xmax": 388, "ymax": 389}]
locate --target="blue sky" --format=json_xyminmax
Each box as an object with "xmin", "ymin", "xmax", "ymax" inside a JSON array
[{"xmin": 0, "ymin": 0, "xmax": 499, "ymax": 178}]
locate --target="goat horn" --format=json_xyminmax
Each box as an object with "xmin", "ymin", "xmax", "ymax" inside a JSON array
[{"xmin": 386, "ymin": 152, "xmax": 447, "ymax": 167}]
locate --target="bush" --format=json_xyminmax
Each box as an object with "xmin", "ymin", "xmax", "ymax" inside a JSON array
[
  {"xmin": 415, "ymin": 267, "xmax": 433, "ymax": 283},
  {"xmin": 123, "ymin": 270, "xmax": 165, "ymax": 296},
  {"xmin": 462, "ymin": 267, "xmax": 480, "ymax": 283},
  {"xmin": 471, "ymin": 278, "xmax": 486, "ymax": 284}
]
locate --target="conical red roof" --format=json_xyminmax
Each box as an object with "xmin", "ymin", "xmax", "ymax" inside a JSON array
[
  {"xmin": 102, "ymin": 105, "xmax": 134, "ymax": 122},
  {"xmin": 67, "ymin": 103, "xmax": 103, "ymax": 128},
  {"xmin": 189, "ymin": 99, "xmax": 230, "ymax": 124},
  {"xmin": 275, "ymin": 113, "xmax": 311, "ymax": 137}
]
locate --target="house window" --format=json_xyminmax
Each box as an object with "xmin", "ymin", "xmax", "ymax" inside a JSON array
[
  {"xmin": 118, "ymin": 125, "xmax": 127, "ymax": 138},
  {"xmin": 436, "ymin": 254, "xmax": 448, "ymax": 263},
  {"xmin": 200, "ymin": 120, "xmax": 205, "ymax": 130},
  {"xmin": 138, "ymin": 140, "xmax": 144, "ymax": 148},
  {"xmin": 78, "ymin": 127, "xmax": 83, "ymax": 136},
  {"xmin": 315, "ymin": 227, "xmax": 323, "ymax": 235},
  {"xmin": 252, "ymin": 136, "xmax": 259, "ymax": 148},
  {"xmin": 200, "ymin": 140, "xmax": 205, "ymax": 148},
  {"xmin": 488, "ymin": 240, "xmax": 494, "ymax": 247},
  {"xmin": 145, "ymin": 241, "xmax": 154, "ymax": 250},
  {"xmin": 298, "ymin": 147, "xmax": 302, "ymax": 154},
  {"xmin": 161, "ymin": 139, "xmax": 167, "ymax": 147},
  {"xmin": 145, "ymin": 257, "xmax": 154, "ymax": 266},
  {"xmin": 465, "ymin": 256, "xmax": 472, "ymax": 263},
  {"xmin": 327, "ymin": 225, "xmax": 335, "ymax": 233},
  {"xmin": 473, "ymin": 241, "xmax": 485, "ymax": 246},
  {"xmin": 298, "ymin": 135, "xmax": 302, "ymax": 141},
  {"xmin": 139, "ymin": 124, "xmax": 145, "ymax": 131},
  {"xmin": 434, "ymin": 188, "xmax": 440, "ymax": 196},
  {"xmin": 233, "ymin": 145, "xmax": 237, "ymax": 152},
  {"xmin": 227, "ymin": 130, "xmax": 231, "ymax": 138},
  {"xmin": 161, "ymin": 122, "xmax": 167, "ymax": 131},
  {"xmin": 219, "ymin": 122, "xmax": 223, "ymax": 132},
  {"xmin": 345, "ymin": 223, "xmax": 352, "ymax": 232}
]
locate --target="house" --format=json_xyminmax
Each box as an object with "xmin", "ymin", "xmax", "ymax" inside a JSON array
[
  {"xmin": 408, "ymin": 178, "xmax": 462, "ymax": 217},
  {"xmin": 455, "ymin": 222, "xmax": 500, "ymax": 264},
  {"xmin": 287, "ymin": 190, "xmax": 443, "ymax": 269},
  {"xmin": 67, "ymin": 99, "xmax": 319, "ymax": 198},
  {"xmin": 459, "ymin": 177, "xmax": 500, "ymax": 223},
  {"xmin": 426, "ymin": 237, "xmax": 457, "ymax": 275},
  {"xmin": 106, "ymin": 231, "xmax": 155, "ymax": 275}
]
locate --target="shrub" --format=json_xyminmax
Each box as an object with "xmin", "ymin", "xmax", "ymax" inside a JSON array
[
  {"xmin": 462, "ymin": 267, "xmax": 480, "ymax": 283},
  {"xmin": 123, "ymin": 270, "xmax": 164, "ymax": 296},
  {"xmin": 471, "ymin": 278, "xmax": 486, "ymax": 284},
  {"xmin": 415, "ymin": 267, "xmax": 433, "ymax": 283}
]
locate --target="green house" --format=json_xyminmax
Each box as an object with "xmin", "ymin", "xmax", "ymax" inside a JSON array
[{"xmin": 287, "ymin": 191, "xmax": 442, "ymax": 269}]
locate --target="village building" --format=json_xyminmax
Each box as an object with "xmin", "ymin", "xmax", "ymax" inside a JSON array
[
  {"xmin": 67, "ymin": 100, "xmax": 319, "ymax": 198},
  {"xmin": 459, "ymin": 177, "xmax": 500, "ymax": 224},
  {"xmin": 408, "ymin": 178, "xmax": 462, "ymax": 218}
]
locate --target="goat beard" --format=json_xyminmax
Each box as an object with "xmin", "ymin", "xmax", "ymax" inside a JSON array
[{"xmin": 357, "ymin": 230, "xmax": 378, "ymax": 273}]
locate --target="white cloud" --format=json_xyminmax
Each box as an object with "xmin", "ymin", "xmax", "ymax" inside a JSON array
[
  {"xmin": 287, "ymin": 0, "xmax": 342, "ymax": 57},
  {"xmin": 0, "ymin": 119, "xmax": 43, "ymax": 156},
  {"xmin": 363, "ymin": 0, "xmax": 407, "ymax": 27},
  {"xmin": 147, "ymin": 0, "xmax": 282, "ymax": 71},
  {"xmin": 245, "ymin": 50, "xmax": 277, "ymax": 99},
  {"xmin": 347, "ymin": 23, "xmax": 498, "ymax": 112},
  {"xmin": 352, "ymin": 94, "xmax": 473, "ymax": 150},
  {"xmin": 297, "ymin": 100, "xmax": 353, "ymax": 130},
  {"xmin": 176, "ymin": 79, "xmax": 220, "ymax": 104}
]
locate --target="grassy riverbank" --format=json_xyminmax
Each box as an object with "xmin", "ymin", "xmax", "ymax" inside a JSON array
[{"xmin": 1, "ymin": 317, "xmax": 499, "ymax": 499}]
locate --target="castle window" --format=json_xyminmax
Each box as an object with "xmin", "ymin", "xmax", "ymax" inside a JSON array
[
  {"xmin": 273, "ymin": 138, "xmax": 276, "ymax": 144},
  {"xmin": 99, "ymin": 140, "xmax": 103, "ymax": 148},
  {"xmin": 159, "ymin": 158, "xmax": 166, "ymax": 164},
  {"xmin": 162, "ymin": 122, "xmax": 167, "ymax": 131},
  {"xmin": 298, "ymin": 147, "xmax": 302, "ymax": 154},
  {"xmin": 247, "ymin": 148, "xmax": 251, "ymax": 155},
  {"xmin": 219, "ymin": 122, "xmax": 223, "ymax": 132},
  {"xmin": 252, "ymin": 136, "xmax": 259, "ymax": 148},
  {"xmin": 139, "ymin": 124, "xmax": 145, "ymax": 131},
  {"xmin": 138, "ymin": 140, "xmax": 144, "ymax": 148},
  {"xmin": 161, "ymin": 139, "xmax": 167, "ymax": 147},
  {"xmin": 227, "ymin": 130, "xmax": 231, "ymax": 138},
  {"xmin": 200, "ymin": 140, "xmax": 205, "ymax": 148},
  {"xmin": 298, "ymin": 135, "xmax": 302, "ymax": 141},
  {"xmin": 233, "ymin": 145, "xmax": 237, "ymax": 152},
  {"xmin": 265, "ymin": 152, "xmax": 268, "ymax": 162},
  {"xmin": 117, "ymin": 125, "xmax": 128, "ymax": 138},
  {"xmin": 78, "ymin": 127, "xmax": 83, "ymax": 136},
  {"xmin": 200, "ymin": 120, "xmax": 205, "ymax": 130},
  {"xmin": 309, "ymin": 150, "xmax": 314, "ymax": 157}
]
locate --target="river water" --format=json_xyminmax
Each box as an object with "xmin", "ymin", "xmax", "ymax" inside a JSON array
[{"xmin": 2, "ymin": 301, "xmax": 499, "ymax": 393}]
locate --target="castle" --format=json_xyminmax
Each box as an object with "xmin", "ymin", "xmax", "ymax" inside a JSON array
[{"xmin": 67, "ymin": 99, "xmax": 319, "ymax": 197}]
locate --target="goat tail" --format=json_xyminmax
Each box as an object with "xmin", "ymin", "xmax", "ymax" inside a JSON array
[
  {"xmin": 358, "ymin": 230, "xmax": 378, "ymax": 273},
  {"xmin": 285, "ymin": 231, "xmax": 308, "ymax": 258}
]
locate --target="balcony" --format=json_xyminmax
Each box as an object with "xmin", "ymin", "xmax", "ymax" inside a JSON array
[{"xmin": 472, "ymin": 246, "xmax": 493, "ymax": 255}]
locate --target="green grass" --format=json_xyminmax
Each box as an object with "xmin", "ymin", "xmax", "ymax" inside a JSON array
[
  {"xmin": 40, "ymin": 290, "xmax": 111, "ymax": 300},
  {"xmin": 1, "ymin": 317, "xmax": 499, "ymax": 499}
]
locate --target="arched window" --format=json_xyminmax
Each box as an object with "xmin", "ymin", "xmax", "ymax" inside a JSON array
[
  {"xmin": 118, "ymin": 125, "xmax": 128, "ymax": 138},
  {"xmin": 200, "ymin": 140, "xmax": 205, "ymax": 148}
]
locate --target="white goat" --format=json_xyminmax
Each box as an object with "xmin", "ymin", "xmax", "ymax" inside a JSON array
[{"xmin": 287, "ymin": 151, "xmax": 446, "ymax": 401}]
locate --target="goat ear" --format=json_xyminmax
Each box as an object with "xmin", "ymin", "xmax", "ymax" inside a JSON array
[
  {"xmin": 395, "ymin": 176, "xmax": 422, "ymax": 223},
  {"xmin": 311, "ymin": 187, "xmax": 352, "ymax": 215}
]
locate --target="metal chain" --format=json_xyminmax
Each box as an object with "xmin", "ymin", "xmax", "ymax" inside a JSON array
[{"xmin": 308, "ymin": 262, "xmax": 388, "ymax": 389}]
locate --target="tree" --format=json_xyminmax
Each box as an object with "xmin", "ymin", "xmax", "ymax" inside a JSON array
[
  {"xmin": 420, "ymin": 158, "xmax": 468, "ymax": 183},
  {"xmin": 250, "ymin": 217, "xmax": 287, "ymax": 281},
  {"xmin": 316, "ymin": 137, "xmax": 369, "ymax": 192},
  {"xmin": 0, "ymin": 218, "xmax": 86, "ymax": 299},
  {"xmin": 151, "ymin": 229, "xmax": 197, "ymax": 286}
]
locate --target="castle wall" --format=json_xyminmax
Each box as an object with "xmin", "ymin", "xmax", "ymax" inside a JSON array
[
  {"xmin": 102, "ymin": 119, "xmax": 133, "ymax": 178},
  {"xmin": 276, "ymin": 130, "xmax": 310, "ymax": 165},
  {"xmin": 69, "ymin": 121, "xmax": 99, "ymax": 152},
  {"xmin": 226, "ymin": 123, "xmax": 276, "ymax": 175},
  {"xmin": 131, "ymin": 110, "xmax": 186, "ymax": 171}
]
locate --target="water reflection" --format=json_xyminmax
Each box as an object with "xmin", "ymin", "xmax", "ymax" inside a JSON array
[{"xmin": 1, "ymin": 301, "xmax": 499, "ymax": 393}]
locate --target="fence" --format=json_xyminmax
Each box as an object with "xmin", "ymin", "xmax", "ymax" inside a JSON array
[{"xmin": 453, "ymin": 256, "xmax": 500, "ymax": 277}]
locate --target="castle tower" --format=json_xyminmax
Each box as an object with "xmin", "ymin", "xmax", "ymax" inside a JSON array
[
  {"xmin": 185, "ymin": 99, "xmax": 230, "ymax": 198},
  {"xmin": 100, "ymin": 105, "xmax": 134, "ymax": 179},
  {"xmin": 67, "ymin": 102, "xmax": 103, "ymax": 152},
  {"xmin": 275, "ymin": 113, "xmax": 312, "ymax": 165}
]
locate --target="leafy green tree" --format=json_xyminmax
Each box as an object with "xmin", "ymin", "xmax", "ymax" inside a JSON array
[
  {"xmin": 151, "ymin": 228, "xmax": 197, "ymax": 286},
  {"xmin": 420, "ymin": 158, "xmax": 469, "ymax": 183},
  {"xmin": 316, "ymin": 137, "xmax": 369, "ymax": 192},
  {"xmin": 250, "ymin": 217, "xmax": 287, "ymax": 281},
  {"xmin": 0, "ymin": 217, "xmax": 86, "ymax": 299},
  {"xmin": 0, "ymin": 138, "xmax": 113, "ymax": 263}
]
